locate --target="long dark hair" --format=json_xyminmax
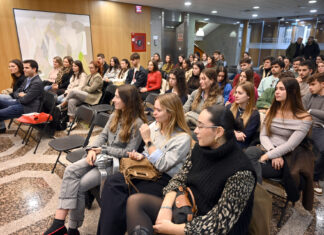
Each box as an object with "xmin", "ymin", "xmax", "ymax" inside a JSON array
[
  {"xmin": 9, "ymin": 59, "xmax": 24, "ymax": 88},
  {"xmin": 109, "ymin": 85, "xmax": 147, "ymax": 142},
  {"xmin": 108, "ymin": 57, "xmax": 120, "ymax": 72},
  {"xmin": 169, "ymin": 68, "xmax": 188, "ymax": 98},
  {"xmin": 216, "ymin": 66, "xmax": 229, "ymax": 93},
  {"xmin": 73, "ymin": 60, "xmax": 84, "ymax": 79},
  {"xmin": 148, "ymin": 60, "xmax": 159, "ymax": 72},
  {"xmin": 182, "ymin": 58, "xmax": 192, "ymax": 71},
  {"xmin": 264, "ymin": 77, "xmax": 307, "ymax": 136},
  {"xmin": 192, "ymin": 61, "xmax": 205, "ymax": 77},
  {"xmin": 165, "ymin": 54, "xmax": 173, "ymax": 71}
]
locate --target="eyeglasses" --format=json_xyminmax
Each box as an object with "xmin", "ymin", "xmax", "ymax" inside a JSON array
[{"xmin": 196, "ymin": 123, "xmax": 220, "ymax": 130}]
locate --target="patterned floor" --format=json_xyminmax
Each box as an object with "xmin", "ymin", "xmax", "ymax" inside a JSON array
[{"xmin": 0, "ymin": 120, "xmax": 323, "ymax": 235}]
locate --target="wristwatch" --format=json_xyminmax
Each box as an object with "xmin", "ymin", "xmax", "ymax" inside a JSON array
[{"xmin": 146, "ymin": 141, "xmax": 153, "ymax": 148}]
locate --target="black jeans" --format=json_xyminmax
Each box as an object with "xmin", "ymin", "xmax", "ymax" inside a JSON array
[
  {"xmin": 312, "ymin": 127, "xmax": 324, "ymax": 181},
  {"xmin": 244, "ymin": 146, "xmax": 283, "ymax": 183},
  {"xmin": 97, "ymin": 172, "xmax": 171, "ymax": 235}
]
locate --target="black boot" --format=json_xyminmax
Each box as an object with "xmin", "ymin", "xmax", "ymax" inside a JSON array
[
  {"xmin": 67, "ymin": 228, "xmax": 80, "ymax": 235},
  {"xmin": 130, "ymin": 225, "xmax": 151, "ymax": 235},
  {"xmin": 85, "ymin": 190, "xmax": 95, "ymax": 209},
  {"xmin": 43, "ymin": 219, "xmax": 67, "ymax": 235}
]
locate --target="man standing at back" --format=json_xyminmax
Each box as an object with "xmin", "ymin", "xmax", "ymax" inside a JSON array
[
  {"xmin": 304, "ymin": 36, "xmax": 320, "ymax": 61},
  {"xmin": 0, "ymin": 60, "xmax": 43, "ymax": 133},
  {"xmin": 286, "ymin": 37, "xmax": 304, "ymax": 61},
  {"xmin": 125, "ymin": 53, "xmax": 147, "ymax": 89}
]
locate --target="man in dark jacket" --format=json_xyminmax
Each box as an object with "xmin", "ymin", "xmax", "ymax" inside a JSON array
[
  {"xmin": 125, "ymin": 53, "xmax": 147, "ymax": 89},
  {"xmin": 0, "ymin": 59, "xmax": 43, "ymax": 133},
  {"xmin": 303, "ymin": 36, "xmax": 320, "ymax": 61},
  {"xmin": 286, "ymin": 37, "xmax": 304, "ymax": 61}
]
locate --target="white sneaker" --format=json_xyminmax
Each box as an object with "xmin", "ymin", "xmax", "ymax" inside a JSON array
[
  {"xmin": 70, "ymin": 122, "xmax": 78, "ymax": 130},
  {"xmin": 314, "ymin": 181, "xmax": 323, "ymax": 196}
]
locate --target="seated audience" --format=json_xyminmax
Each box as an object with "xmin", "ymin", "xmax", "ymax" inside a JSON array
[
  {"xmin": 126, "ymin": 105, "xmax": 256, "ymax": 235},
  {"xmin": 184, "ymin": 68, "xmax": 223, "ymax": 128},
  {"xmin": 220, "ymin": 53, "xmax": 227, "ymax": 67},
  {"xmin": 166, "ymin": 68, "xmax": 188, "ymax": 104},
  {"xmin": 316, "ymin": 55, "xmax": 324, "ymax": 67},
  {"xmin": 283, "ymin": 57, "xmax": 292, "ymax": 72},
  {"xmin": 97, "ymin": 53, "xmax": 109, "ymax": 76},
  {"xmin": 216, "ymin": 66, "xmax": 232, "ymax": 103},
  {"xmin": 58, "ymin": 61, "xmax": 103, "ymax": 129},
  {"xmin": 44, "ymin": 56, "xmax": 63, "ymax": 90},
  {"xmin": 153, "ymin": 53, "xmax": 163, "ymax": 70},
  {"xmin": 206, "ymin": 55, "xmax": 216, "ymax": 68},
  {"xmin": 161, "ymin": 54, "xmax": 174, "ymax": 76},
  {"xmin": 229, "ymin": 81, "xmax": 260, "ymax": 148},
  {"xmin": 297, "ymin": 60, "xmax": 314, "ymax": 97},
  {"xmin": 103, "ymin": 57, "xmax": 121, "ymax": 82},
  {"xmin": 232, "ymin": 58, "xmax": 261, "ymax": 88},
  {"xmin": 213, "ymin": 50, "xmax": 224, "ymax": 67},
  {"xmin": 57, "ymin": 60, "xmax": 87, "ymax": 104},
  {"xmin": 258, "ymin": 59, "xmax": 284, "ymax": 97},
  {"xmin": 187, "ymin": 61, "xmax": 204, "ymax": 94},
  {"xmin": 0, "ymin": 60, "xmax": 43, "ymax": 133},
  {"xmin": 227, "ymin": 69, "xmax": 258, "ymax": 105},
  {"xmin": 125, "ymin": 53, "xmax": 147, "ymax": 89},
  {"xmin": 110, "ymin": 58, "xmax": 130, "ymax": 86},
  {"xmin": 43, "ymin": 85, "xmax": 146, "ymax": 235},
  {"xmin": 292, "ymin": 56, "xmax": 304, "ymax": 78},
  {"xmin": 189, "ymin": 54, "xmax": 194, "ymax": 65},
  {"xmin": 1, "ymin": 59, "xmax": 25, "ymax": 101},
  {"xmin": 259, "ymin": 56, "xmax": 274, "ymax": 79},
  {"xmin": 201, "ymin": 53, "xmax": 208, "ymax": 66},
  {"xmin": 182, "ymin": 59, "xmax": 193, "ymax": 82},
  {"xmin": 174, "ymin": 55, "xmax": 185, "ymax": 69},
  {"xmin": 97, "ymin": 93, "xmax": 192, "ymax": 235},
  {"xmin": 256, "ymin": 71, "xmax": 295, "ymax": 111},
  {"xmin": 318, "ymin": 61, "xmax": 324, "ymax": 73},
  {"xmin": 140, "ymin": 60, "xmax": 162, "ymax": 100},
  {"xmin": 302, "ymin": 73, "xmax": 324, "ymax": 195},
  {"xmin": 49, "ymin": 56, "xmax": 74, "ymax": 96},
  {"xmin": 245, "ymin": 77, "xmax": 312, "ymax": 184}
]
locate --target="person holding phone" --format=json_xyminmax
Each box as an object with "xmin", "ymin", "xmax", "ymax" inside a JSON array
[{"xmin": 43, "ymin": 85, "xmax": 146, "ymax": 235}]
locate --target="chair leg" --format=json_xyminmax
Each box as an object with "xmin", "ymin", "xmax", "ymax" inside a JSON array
[
  {"xmin": 52, "ymin": 152, "xmax": 62, "ymax": 174},
  {"xmin": 8, "ymin": 119, "xmax": 13, "ymax": 129},
  {"xmin": 14, "ymin": 123, "xmax": 22, "ymax": 136},
  {"xmin": 22, "ymin": 126, "xmax": 32, "ymax": 144},
  {"xmin": 277, "ymin": 199, "xmax": 289, "ymax": 228},
  {"xmin": 33, "ymin": 130, "xmax": 43, "ymax": 154}
]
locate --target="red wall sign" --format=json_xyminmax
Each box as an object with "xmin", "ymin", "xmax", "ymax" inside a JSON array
[{"xmin": 131, "ymin": 33, "xmax": 146, "ymax": 52}]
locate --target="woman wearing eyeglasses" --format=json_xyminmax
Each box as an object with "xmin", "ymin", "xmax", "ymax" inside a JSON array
[{"xmin": 126, "ymin": 105, "xmax": 257, "ymax": 235}]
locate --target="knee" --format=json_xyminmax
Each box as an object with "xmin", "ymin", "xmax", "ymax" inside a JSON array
[
  {"xmin": 127, "ymin": 193, "xmax": 144, "ymax": 209},
  {"xmin": 244, "ymin": 146, "xmax": 262, "ymax": 161}
]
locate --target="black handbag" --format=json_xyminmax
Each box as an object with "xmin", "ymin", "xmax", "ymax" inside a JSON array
[{"xmin": 172, "ymin": 186, "xmax": 197, "ymax": 224}]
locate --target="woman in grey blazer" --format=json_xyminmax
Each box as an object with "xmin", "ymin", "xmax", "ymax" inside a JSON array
[{"xmin": 44, "ymin": 85, "xmax": 147, "ymax": 235}]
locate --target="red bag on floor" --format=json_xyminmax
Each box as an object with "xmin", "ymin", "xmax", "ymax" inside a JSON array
[{"xmin": 17, "ymin": 112, "xmax": 53, "ymax": 124}]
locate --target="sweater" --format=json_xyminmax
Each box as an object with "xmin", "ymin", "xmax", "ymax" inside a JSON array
[
  {"xmin": 232, "ymin": 72, "xmax": 261, "ymax": 88},
  {"xmin": 66, "ymin": 72, "xmax": 87, "ymax": 92},
  {"xmin": 89, "ymin": 113, "xmax": 144, "ymax": 158},
  {"xmin": 143, "ymin": 121, "xmax": 191, "ymax": 178},
  {"xmin": 219, "ymin": 82, "xmax": 232, "ymax": 103},
  {"xmin": 145, "ymin": 71, "xmax": 162, "ymax": 92},
  {"xmin": 256, "ymin": 87, "xmax": 275, "ymax": 110},
  {"xmin": 110, "ymin": 69, "xmax": 129, "ymax": 86},
  {"xmin": 10, "ymin": 74, "xmax": 26, "ymax": 97},
  {"xmin": 161, "ymin": 63, "xmax": 174, "ymax": 74},
  {"xmin": 163, "ymin": 140, "xmax": 256, "ymax": 234},
  {"xmin": 260, "ymin": 118, "xmax": 312, "ymax": 159},
  {"xmin": 103, "ymin": 67, "xmax": 120, "ymax": 80},
  {"xmin": 303, "ymin": 93, "xmax": 324, "ymax": 128},
  {"xmin": 47, "ymin": 68, "xmax": 60, "ymax": 83},
  {"xmin": 257, "ymin": 75, "xmax": 279, "ymax": 96}
]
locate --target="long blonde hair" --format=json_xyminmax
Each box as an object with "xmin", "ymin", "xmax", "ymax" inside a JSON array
[
  {"xmin": 109, "ymin": 85, "xmax": 147, "ymax": 142},
  {"xmin": 191, "ymin": 68, "xmax": 221, "ymax": 111},
  {"xmin": 230, "ymin": 81, "xmax": 256, "ymax": 127},
  {"xmin": 156, "ymin": 93, "xmax": 191, "ymax": 139}
]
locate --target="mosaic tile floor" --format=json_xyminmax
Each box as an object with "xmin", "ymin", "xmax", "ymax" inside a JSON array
[{"xmin": 0, "ymin": 120, "xmax": 323, "ymax": 235}]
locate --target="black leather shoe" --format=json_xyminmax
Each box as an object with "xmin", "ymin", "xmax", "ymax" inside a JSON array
[{"xmin": 130, "ymin": 225, "xmax": 151, "ymax": 235}]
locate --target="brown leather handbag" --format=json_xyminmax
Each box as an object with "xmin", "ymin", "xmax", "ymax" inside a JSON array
[
  {"xmin": 172, "ymin": 186, "xmax": 197, "ymax": 224},
  {"xmin": 120, "ymin": 157, "xmax": 162, "ymax": 193}
]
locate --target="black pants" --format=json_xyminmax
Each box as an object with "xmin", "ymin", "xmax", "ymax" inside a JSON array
[
  {"xmin": 244, "ymin": 146, "xmax": 282, "ymax": 183},
  {"xmin": 312, "ymin": 127, "xmax": 324, "ymax": 181},
  {"xmin": 97, "ymin": 172, "xmax": 171, "ymax": 235}
]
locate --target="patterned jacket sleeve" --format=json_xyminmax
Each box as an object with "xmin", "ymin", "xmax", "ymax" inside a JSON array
[
  {"xmin": 162, "ymin": 153, "xmax": 192, "ymax": 195},
  {"xmin": 184, "ymin": 171, "xmax": 255, "ymax": 235}
]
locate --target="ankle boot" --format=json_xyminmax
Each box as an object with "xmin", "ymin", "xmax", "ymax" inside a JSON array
[{"xmin": 130, "ymin": 225, "xmax": 151, "ymax": 235}]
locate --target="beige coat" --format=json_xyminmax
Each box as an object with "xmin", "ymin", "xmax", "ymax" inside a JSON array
[{"xmin": 81, "ymin": 72, "xmax": 103, "ymax": 105}]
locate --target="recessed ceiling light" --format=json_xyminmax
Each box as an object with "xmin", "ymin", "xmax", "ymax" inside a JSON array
[
  {"xmin": 310, "ymin": 9, "xmax": 317, "ymax": 13},
  {"xmin": 211, "ymin": 10, "xmax": 218, "ymax": 14},
  {"xmin": 253, "ymin": 6, "xmax": 260, "ymax": 9},
  {"xmin": 236, "ymin": 21, "xmax": 240, "ymax": 24},
  {"xmin": 252, "ymin": 14, "xmax": 258, "ymax": 17},
  {"xmin": 184, "ymin": 2, "xmax": 191, "ymax": 6},
  {"xmin": 309, "ymin": 0, "xmax": 317, "ymax": 3},
  {"xmin": 296, "ymin": 19, "xmax": 300, "ymax": 22},
  {"xmin": 204, "ymin": 18, "xmax": 209, "ymax": 21}
]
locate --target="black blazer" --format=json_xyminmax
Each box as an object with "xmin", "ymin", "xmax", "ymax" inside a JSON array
[
  {"xmin": 125, "ymin": 66, "xmax": 147, "ymax": 88},
  {"xmin": 10, "ymin": 74, "xmax": 26, "ymax": 97},
  {"xmin": 59, "ymin": 69, "xmax": 74, "ymax": 90},
  {"xmin": 13, "ymin": 75, "xmax": 43, "ymax": 113}
]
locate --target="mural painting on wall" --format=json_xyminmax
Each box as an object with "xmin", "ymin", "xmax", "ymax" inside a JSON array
[
  {"xmin": 13, "ymin": 9, "xmax": 93, "ymax": 78},
  {"xmin": 131, "ymin": 33, "xmax": 146, "ymax": 52}
]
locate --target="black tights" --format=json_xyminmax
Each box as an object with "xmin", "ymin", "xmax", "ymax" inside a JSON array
[{"xmin": 126, "ymin": 193, "xmax": 163, "ymax": 234}]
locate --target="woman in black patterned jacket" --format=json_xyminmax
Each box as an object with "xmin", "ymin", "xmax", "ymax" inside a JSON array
[{"xmin": 126, "ymin": 104, "xmax": 257, "ymax": 235}]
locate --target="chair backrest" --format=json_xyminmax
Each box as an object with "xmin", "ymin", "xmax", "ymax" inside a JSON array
[
  {"xmin": 41, "ymin": 91, "xmax": 57, "ymax": 116},
  {"xmin": 75, "ymin": 105, "xmax": 96, "ymax": 125},
  {"xmin": 83, "ymin": 112, "xmax": 110, "ymax": 147},
  {"xmin": 145, "ymin": 93, "xmax": 158, "ymax": 105}
]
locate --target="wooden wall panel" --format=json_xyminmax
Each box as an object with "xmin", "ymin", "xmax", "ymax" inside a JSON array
[{"xmin": 0, "ymin": 0, "xmax": 151, "ymax": 90}]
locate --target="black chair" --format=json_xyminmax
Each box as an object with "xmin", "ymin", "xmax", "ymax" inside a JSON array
[
  {"xmin": 65, "ymin": 112, "xmax": 110, "ymax": 164},
  {"xmin": 48, "ymin": 106, "xmax": 96, "ymax": 173}
]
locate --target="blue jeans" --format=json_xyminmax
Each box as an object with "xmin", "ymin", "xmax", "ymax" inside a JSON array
[
  {"xmin": 44, "ymin": 85, "xmax": 52, "ymax": 91},
  {"xmin": 0, "ymin": 99, "xmax": 24, "ymax": 129},
  {"xmin": 0, "ymin": 94, "xmax": 15, "ymax": 101}
]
